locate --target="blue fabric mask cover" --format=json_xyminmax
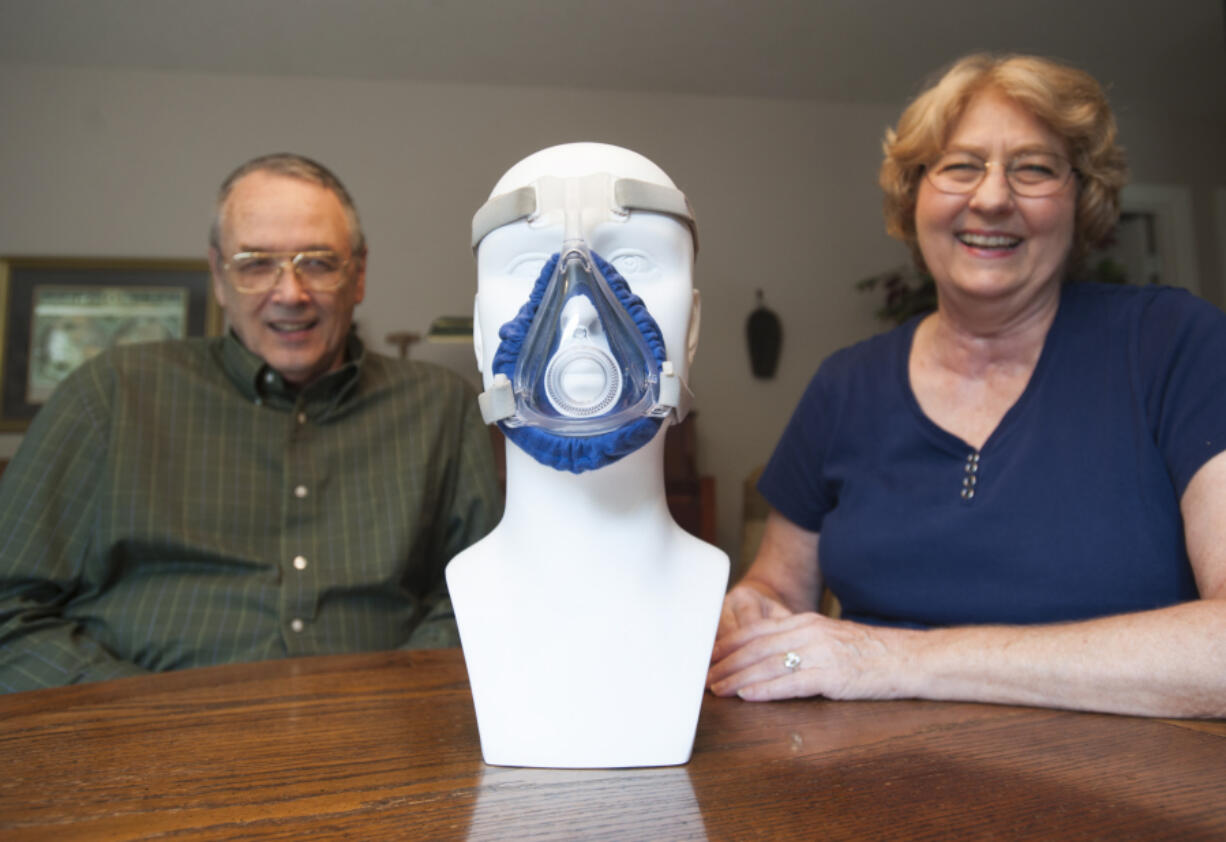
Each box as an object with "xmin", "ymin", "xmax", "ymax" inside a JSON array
[{"xmin": 491, "ymin": 250, "xmax": 669, "ymax": 474}]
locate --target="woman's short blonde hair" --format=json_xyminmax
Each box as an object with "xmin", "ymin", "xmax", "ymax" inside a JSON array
[{"xmin": 880, "ymin": 53, "xmax": 1128, "ymax": 269}]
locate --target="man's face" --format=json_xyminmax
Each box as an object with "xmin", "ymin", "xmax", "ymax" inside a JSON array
[{"xmin": 209, "ymin": 171, "xmax": 365, "ymax": 386}]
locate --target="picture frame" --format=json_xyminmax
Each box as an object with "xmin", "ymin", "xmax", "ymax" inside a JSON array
[{"xmin": 0, "ymin": 257, "xmax": 224, "ymax": 432}]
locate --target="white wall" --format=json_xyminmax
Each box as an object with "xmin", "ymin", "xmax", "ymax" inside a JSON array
[{"xmin": 1, "ymin": 64, "xmax": 1223, "ymax": 569}]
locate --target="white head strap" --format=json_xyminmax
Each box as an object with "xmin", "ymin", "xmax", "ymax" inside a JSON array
[{"xmin": 471, "ymin": 173, "xmax": 698, "ymax": 254}]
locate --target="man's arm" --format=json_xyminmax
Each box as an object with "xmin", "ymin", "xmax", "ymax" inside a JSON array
[
  {"xmin": 0, "ymin": 368, "xmax": 149, "ymax": 692},
  {"xmin": 709, "ymin": 452, "xmax": 1226, "ymax": 718},
  {"xmin": 404, "ymin": 387, "xmax": 503, "ymax": 650},
  {"xmin": 435, "ymin": 394, "xmax": 503, "ymax": 565}
]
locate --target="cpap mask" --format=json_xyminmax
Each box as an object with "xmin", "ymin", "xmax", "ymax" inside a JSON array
[{"xmin": 472, "ymin": 173, "xmax": 697, "ymax": 474}]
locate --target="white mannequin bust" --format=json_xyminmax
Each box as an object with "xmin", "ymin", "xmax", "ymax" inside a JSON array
[{"xmin": 447, "ymin": 142, "xmax": 729, "ymax": 768}]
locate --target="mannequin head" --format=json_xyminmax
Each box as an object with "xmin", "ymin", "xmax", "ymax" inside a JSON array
[{"xmin": 473, "ymin": 143, "xmax": 699, "ymax": 473}]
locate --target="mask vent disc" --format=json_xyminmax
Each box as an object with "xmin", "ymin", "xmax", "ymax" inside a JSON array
[{"xmin": 544, "ymin": 346, "xmax": 622, "ymax": 417}]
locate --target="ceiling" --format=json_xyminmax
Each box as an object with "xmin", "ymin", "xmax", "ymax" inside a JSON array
[{"xmin": 1, "ymin": 0, "xmax": 1223, "ymax": 115}]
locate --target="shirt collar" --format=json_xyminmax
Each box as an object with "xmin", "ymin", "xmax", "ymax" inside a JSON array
[{"xmin": 219, "ymin": 330, "xmax": 365, "ymax": 418}]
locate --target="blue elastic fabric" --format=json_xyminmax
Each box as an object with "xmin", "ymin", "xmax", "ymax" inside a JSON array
[{"xmin": 492, "ymin": 251, "xmax": 668, "ymax": 474}]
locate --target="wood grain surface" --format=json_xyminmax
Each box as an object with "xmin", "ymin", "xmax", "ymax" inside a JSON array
[{"xmin": 1, "ymin": 648, "xmax": 1223, "ymax": 840}]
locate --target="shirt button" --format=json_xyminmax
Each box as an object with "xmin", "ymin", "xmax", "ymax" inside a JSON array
[
  {"xmin": 294, "ymin": 485, "xmax": 308, "ymax": 499},
  {"xmin": 297, "ymin": 412, "xmax": 308, "ymax": 425},
  {"xmin": 293, "ymin": 555, "xmax": 308, "ymax": 570},
  {"xmin": 290, "ymin": 618, "xmax": 305, "ymax": 633},
  {"xmin": 265, "ymin": 371, "xmax": 276, "ymax": 384}
]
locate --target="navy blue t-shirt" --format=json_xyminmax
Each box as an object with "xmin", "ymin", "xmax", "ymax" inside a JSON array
[{"xmin": 760, "ymin": 283, "xmax": 1226, "ymax": 628}]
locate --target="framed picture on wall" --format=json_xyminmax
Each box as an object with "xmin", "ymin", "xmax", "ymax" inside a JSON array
[{"xmin": 0, "ymin": 257, "xmax": 224, "ymax": 431}]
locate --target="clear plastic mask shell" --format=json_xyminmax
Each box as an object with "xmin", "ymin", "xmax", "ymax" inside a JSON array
[{"xmin": 509, "ymin": 241, "xmax": 661, "ymax": 437}]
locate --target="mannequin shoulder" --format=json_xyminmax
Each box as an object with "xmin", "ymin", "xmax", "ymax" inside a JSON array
[
  {"xmin": 445, "ymin": 525, "xmax": 506, "ymax": 581},
  {"xmin": 664, "ymin": 526, "xmax": 731, "ymax": 579}
]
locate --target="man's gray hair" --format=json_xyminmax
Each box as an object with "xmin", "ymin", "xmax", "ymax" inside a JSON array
[{"xmin": 209, "ymin": 153, "xmax": 367, "ymax": 256}]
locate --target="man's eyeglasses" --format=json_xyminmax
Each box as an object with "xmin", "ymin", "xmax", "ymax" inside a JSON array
[
  {"xmin": 925, "ymin": 150, "xmax": 1075, "ymax": 198},
  {"xmin": 221, "ymin": 250, "xmax": 356, "ymax": 294}
]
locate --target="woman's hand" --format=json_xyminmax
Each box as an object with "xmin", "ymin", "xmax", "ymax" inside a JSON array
[
  {"xmin": 715, "ymin": 580, "xmax": 793, "ymax": 640},
  {"xmin": 708, "ymin": 612, "xmax": 912, "ymax": 701}
]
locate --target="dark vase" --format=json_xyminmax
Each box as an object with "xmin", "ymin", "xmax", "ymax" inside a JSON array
[{"xmin": 746, "ymin": 289, "xmax": 782, "ymax": 379}]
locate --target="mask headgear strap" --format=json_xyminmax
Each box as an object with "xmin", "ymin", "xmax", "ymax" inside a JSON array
[{"xmin": 472, "ymin": 174, "xmax": 699, "ymax": 255}]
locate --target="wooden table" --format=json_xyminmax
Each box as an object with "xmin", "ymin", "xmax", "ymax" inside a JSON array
[{"xmin": 2, "ymin": 649, "xmax": 1224, "ymax": 840}]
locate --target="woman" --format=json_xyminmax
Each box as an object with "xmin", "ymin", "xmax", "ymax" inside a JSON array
[{"xmin": 708, "ymin": 54, "xmax": 1226, "ymax": 717}]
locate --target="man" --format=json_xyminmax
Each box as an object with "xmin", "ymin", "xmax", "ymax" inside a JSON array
[{"xmin": 0, "ymin": 153, "xmax": 501, "ymax": 692}]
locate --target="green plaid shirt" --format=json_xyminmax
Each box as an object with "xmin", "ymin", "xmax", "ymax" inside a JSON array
[{"xmin": 0, "ymin": 333, "xmax": 501, "ymax": 692}]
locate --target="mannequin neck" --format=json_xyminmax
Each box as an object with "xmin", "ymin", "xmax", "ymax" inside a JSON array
[{"xmin": 501, "ymin": 426, "xmax": 671, "ymax": 529}]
